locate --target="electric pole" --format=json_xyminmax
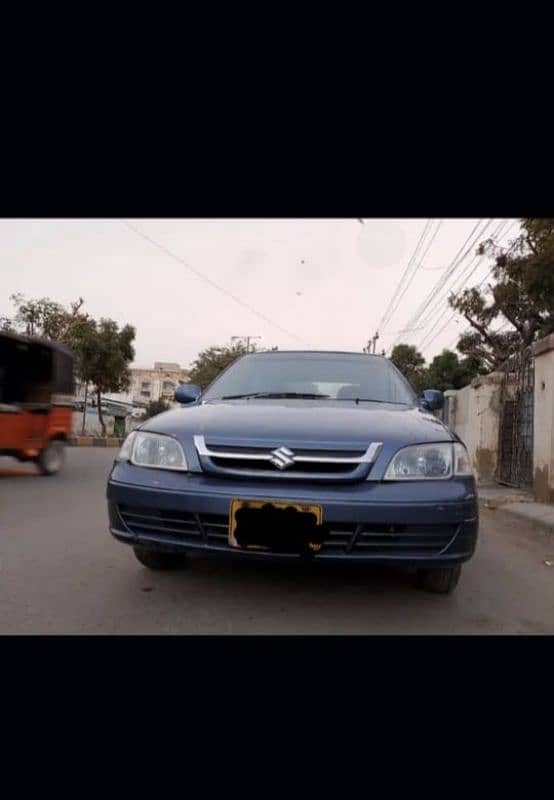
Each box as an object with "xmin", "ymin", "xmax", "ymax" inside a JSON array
[
  {"xmin": 364, "ymin": 331, "xmax": 379, "ymax": 354},
  {"xmin": 231, "ymin": 335, "xmax": 261, "ymax": 353}
]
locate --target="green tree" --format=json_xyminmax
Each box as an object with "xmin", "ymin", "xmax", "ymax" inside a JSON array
[
  {"xmin": 142, "ymin": 398, "xmax": 171, "ymax": 420},
  {"xmin": 449, "ymin": 219, "xmax": 554, "ymax": 370},
  {"xmin": 390, "ymin": 343, "xmax": 428, "ymax": 394},
  {"xmin": 426, "ymin": 349, "xmax": 482, "ymax": 392},
  {"xmin": 7, "ymin": 293, "xmax": 90, "ymax": 344},
  {"xmin": 188, "ymin": 342, "xmax": 253, "ymax": 390},
  {"xmin": 76, "ymin": 319, "xmax": 136, "ymax": 436}
]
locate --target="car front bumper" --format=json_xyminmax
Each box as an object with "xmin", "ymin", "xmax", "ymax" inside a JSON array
[{"xmin": 107, "ymin": 460, "xmax": 479, "ymax": 566}]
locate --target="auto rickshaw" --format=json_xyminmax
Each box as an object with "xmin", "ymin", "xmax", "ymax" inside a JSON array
[{"xmin": 0, "ymin": 331, "xmax": 75, "ymax": 475}]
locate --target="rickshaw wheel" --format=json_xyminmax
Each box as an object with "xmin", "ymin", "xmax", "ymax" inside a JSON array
[{"xmin": 37, "ymin": 440, "xmax": 66, "ymax": 475}]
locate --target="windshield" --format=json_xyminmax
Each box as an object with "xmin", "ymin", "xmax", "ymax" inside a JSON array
[{"xmin": 202, "ymin": 352, "xmax": 416, "ymax": 405}]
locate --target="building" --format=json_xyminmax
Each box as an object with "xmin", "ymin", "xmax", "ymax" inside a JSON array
[
  {"xmin": 128, "ymin": 362, "xmax": 190, "ymax": 405},
  {"xmin": 74, "ymin": 362, "xmax": 190, "ymax": 408}
]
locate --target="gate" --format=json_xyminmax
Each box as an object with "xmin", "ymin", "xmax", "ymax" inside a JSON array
[{"xmin": 496, "ymin": 347, "xmax": 534, "ymax": 488}]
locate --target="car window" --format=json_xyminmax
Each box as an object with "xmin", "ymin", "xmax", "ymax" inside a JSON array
[{"xmin": 203, "ymin": 353, "xmax": 416, "ymax": 404}]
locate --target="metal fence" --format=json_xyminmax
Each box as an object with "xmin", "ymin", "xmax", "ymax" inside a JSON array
[{"xmin": 496, "ymin": 347, "xmax": 534, "ymax": 488}]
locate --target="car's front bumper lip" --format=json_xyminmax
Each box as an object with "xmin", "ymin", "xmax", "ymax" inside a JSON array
[{"xmin": 107, "ymin": 467, "xmax": 478, "ymax": 566}]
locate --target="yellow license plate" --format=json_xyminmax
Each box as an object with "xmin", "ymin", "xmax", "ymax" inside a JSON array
[{"xmin": 229, "ymin": 498, "xmax": 323, "ymax": 549}]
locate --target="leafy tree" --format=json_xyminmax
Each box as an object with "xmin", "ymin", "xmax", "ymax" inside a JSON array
[
  {"xmin": 449, "ymin": 219, "xmax": 554, "ymax": 370},
  {"xmin": 142, "ymin": 399, "xmax": 171, "ymax": 420},
  {"xmin": 6, "ymin": 293, "xmax": 90, "ymax": 345},
  {"xmin": 390, "ymin": 343, "xmax": 428, "ymax": 394},
  {"xmin": 188, "ymin": 342, "xmax": 253, "ymax": 389},
  {"xmin": 76, "ymin": 319, "xmax": 136, "ymax": 436},
  {"xmin": 426, "ymin": 349, "xmax": 482, "ymax": 392}
]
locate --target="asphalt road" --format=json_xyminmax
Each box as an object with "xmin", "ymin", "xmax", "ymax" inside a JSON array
[{"xmin": 1, "ymin": 449, "xmax": 553, "ymax": 634}]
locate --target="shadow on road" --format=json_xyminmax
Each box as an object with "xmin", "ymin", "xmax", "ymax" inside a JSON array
[{"xmin": 161, "ymin": 552, "xmax": 424, "ymax": 596}]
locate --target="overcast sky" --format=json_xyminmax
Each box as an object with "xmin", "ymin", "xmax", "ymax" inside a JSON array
[{"xmin": 0, "ymin": 219, "xmax": 520, "ymax": 369}]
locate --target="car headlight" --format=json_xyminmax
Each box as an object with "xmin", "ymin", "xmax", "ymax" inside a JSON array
[
  {"xmin": 117, "ymin": 431, "xmax": 188, "ymax": 471},
  {"xmin": 384, "ymin": 443, "xmax": 471, "ymax": 480}
]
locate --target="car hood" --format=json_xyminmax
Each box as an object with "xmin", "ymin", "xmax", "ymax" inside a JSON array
[{"xmin": 140, "ymin": 399, "xmax": 452, "ymax": 449}]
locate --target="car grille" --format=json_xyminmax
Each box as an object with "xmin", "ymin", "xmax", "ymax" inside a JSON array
[
  {"xmin": 193, "ymin": 436, "xmax": 382, "ymax": 482},
  {"xmin": 322, "ymin": 522, "xmax": 459, "ymax": 557},
  {"xmin": 118, "ymin": 505, "xmax": 229, "ymax": 545},
  {"xmin": 117, "ymin": 505, "xmax": 458, "ymax": 558}
]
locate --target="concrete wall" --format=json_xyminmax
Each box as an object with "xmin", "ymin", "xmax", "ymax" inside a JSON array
[
  {"xmin": 445, "ymin": 334, "xmax": 554, "ymax": 499},
  {"xmin": 444, "ymin": 372, "xmax": 504, "ymax": 485},
  {"xmin": 72, "ymin": 411, "xmax": 117, "ymax": 437},
  {"xmin": 533, "ymin": 334, "xmax": 554, "ymax": 501}
]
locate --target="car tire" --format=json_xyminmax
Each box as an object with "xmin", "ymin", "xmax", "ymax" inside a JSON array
[
  {"xmin": 133, "ymin": 546, "xmax": 189, "ymax": 571},
  {"xmin": 36, "ymin": 440, "xmax": 65, "ymax": 475},
  {"xmin": 417, "ymin": 564, "xmax": 461, "ymax": 594}
]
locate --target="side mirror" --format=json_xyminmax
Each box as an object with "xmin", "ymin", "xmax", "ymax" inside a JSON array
[
  {"xmin": 174, "ymin": 383, "xmax": 202, "ymax": 404},
  {"xmin": 421, "ymin": 389, "xmax": 444, "ymax": 411}
]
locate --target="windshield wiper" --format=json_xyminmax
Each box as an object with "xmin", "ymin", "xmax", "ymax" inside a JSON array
[
  {"xmin": 220, "ymin": 392, "xmax": 330, "ymax": 400},
  {"xmin": 333, "ymin": 398, "xmax": 409, "ymax": 405}
]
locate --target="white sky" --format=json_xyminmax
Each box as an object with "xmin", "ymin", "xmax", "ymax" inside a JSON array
[{"xmin": 0, "ymin": 219, "xmax": 520, "ymax": 369}]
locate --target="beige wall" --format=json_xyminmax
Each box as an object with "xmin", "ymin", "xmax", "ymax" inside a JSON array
[
  {"xmin": 532, "ymin": 335, "xmax": 554, "ymax": 501},
  {"xmin": 446, "ymin": 373, "xmax": 503, "ymax": 485}
]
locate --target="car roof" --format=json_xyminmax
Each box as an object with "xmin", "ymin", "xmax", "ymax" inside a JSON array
[{"xmin": 245, "ymin": 350, "xmax": 385, "ymax": 357}]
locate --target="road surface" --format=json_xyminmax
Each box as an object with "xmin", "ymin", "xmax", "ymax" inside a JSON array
[{"xmin": 1, "ymin": 449, "xmax": 553, "ymax": 634}]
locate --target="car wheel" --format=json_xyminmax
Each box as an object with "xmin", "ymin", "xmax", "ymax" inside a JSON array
[
  {"xmin": 133, "ymin": 546, "xmax": 188, "ymax": 571},
  {"xmin": 36, "ymin": 440, "xmax": 65, "ymax": 475},
  {"xmin": 417, "ymin": 564, "xmax": 461, "ymax": 594}
]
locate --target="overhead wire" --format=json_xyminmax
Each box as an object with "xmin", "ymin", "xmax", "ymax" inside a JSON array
[
  {"xmin": 121, "ymin": 220, "xmax": 304, "ymax": 344},
  {"xmin": 417, "ymin": 220, "xmax": 509, "ymax": 350},
  {"xmin": 377, "ymin": 220, "xmax": 433, "ymax": 334},
  {"xmin": 422, "ymin": 220, "xmax": 521, "ymax": 353},
  {"xmin": 393, "ymin": 219, "xmax": 491, "ymax": 348},
  {"xmin": 384, "ymin": 220, "xmax": 443, "ymax": 333},
  {"xmin": 416, "ymin": 220, "xmax": 507, "ymax": 339}
]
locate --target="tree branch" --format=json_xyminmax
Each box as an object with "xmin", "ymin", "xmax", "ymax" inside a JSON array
[
  {"xmin": 462, "ymin": 314, "xmax": 498, "ymax": 351},
  {"xmin": 526, "ymin": 235, "xmax": 538, "ymax": 256}
]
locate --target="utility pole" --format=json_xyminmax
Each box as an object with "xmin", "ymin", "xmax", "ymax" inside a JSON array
[
  {"xmin": 81, "ymin": 381, "xmax": 88, "ymax": 436},
  {"xmin": 364, "ymin": 331, "xmax": 379, "ymax": 354},
  {"xmin": 231, "ymin": 335, "xmax": 261, "ymax": 353}
]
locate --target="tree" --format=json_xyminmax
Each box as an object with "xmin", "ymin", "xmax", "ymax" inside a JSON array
[
  {"xmin": 76, "ymin": 319, "xmax": 136, "ymax": 436},
  {"xmin": 426, "ymin": 349, "xmax": 482, "ymax": 392},
  {"xmin": 188, "ymin": 342, "xmax": 253, "ymax": 389},
  {"xmin": 142, "ymin": 399, "xmax": 170, "ymax": 420},
  {"xmin": 390, "ymin": 343, "xmax": 428, "ymax": 394},
  {"xmin": 449, "ymin": 219, "xmax": 554, "ymax": 370},
  {"xmin": 7, "ymin": 293, "xmax": 90, "ymax": 345}
]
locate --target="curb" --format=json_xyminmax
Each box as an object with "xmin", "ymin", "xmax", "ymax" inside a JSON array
[{"xmin": 68, "ymin": 436, "xmax": 125, "ymax": 447}]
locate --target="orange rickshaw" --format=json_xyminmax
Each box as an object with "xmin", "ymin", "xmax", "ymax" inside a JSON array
[{"xmin": 0, "ymin": 331, "xmax": 75, "ymax": 474}]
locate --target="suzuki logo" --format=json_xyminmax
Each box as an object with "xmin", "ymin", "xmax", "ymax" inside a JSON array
[{"xmin": 270, "ymin": 446, "xmax": 295, "ymax": 470}]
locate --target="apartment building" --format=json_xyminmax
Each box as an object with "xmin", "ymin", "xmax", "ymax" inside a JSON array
[
  {"xmin": 75, "ymin": 361, "xmax": 190, "ymax": 407},
  {"xmin": 129, "ymin": 362, "xmax": 190, "ymax": 404}
]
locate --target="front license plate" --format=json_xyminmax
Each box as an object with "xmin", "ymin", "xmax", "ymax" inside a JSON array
[{"xmin": 229, "ymin": 498, "xmax": 324, "ymax": 551}]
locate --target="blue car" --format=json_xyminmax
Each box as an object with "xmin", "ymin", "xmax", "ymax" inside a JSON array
[{"xmin": 107, "ymin": 351, "xmax": 478, "ymax": 593}]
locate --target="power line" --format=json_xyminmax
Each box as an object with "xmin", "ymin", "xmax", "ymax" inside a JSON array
[
  {"xmin": 385, "ymin": 220, "xmax": 443, "ymax": 331},
  {"xmin": 421, "ymin": 221, "xmax": 520, "ymax": 353},
  {"xmin": 397, "ymin": 219, "xmax": 491, "ymax": 343},
  {"xmin": 417, "ymin": 220, "xmax": 509, "ymax": 350},
  {"xmin": 121, "ymin": 220, "xmax": 303, "ymax": 344},
  {"xmin": 377, "ymin": 220, "xmax": 433, "ymax": 333},
  {"xmin": 416, "ymin": 220, "xmax": 507, "ymax": 340}
]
